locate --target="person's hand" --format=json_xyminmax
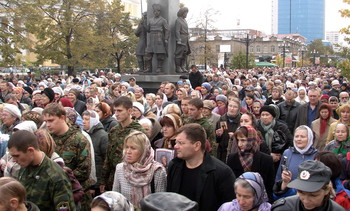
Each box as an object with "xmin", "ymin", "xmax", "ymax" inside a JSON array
[
  {"xmin": 271, "ymin": 153, "xmax": 281, "ymax": 162},
  {"xmin": 100, "ymin": 185, "xmax": 105, "ymax": 193},
  {"xmin": 228, "ymin": 132, "xmax": 234, "ymax": 139},
  {"xmin": 281, "ymin": 170, "xmax": 292, "ymax": 190},
  {"xmin": 216, "ymin": 128, "xmax": 223, "ymax": 136}
]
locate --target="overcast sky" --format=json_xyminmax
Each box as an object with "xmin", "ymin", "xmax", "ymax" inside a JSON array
[{"xmin": 179, "ymin": 0, "xmax": 350, "ymax": 34}]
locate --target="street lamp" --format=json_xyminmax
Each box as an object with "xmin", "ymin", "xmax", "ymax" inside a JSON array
[
  {"xmin": 279, "ymin": 40, "xmax": 290, "ymax": 68},
  {"xmin": 298, "ymin": 45, "xmax": 306, "ymax": 67},
  {"xmin": 243, "ymin": 34, "xmax": 255, "ymax": 69}
]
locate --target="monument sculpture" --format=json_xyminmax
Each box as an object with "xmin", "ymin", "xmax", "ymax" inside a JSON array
[
  {"xmin": 144, "ymin": 4, "xmax": 170, "ymax": 73},
  {"xmin": 175, "ymin": 7, "xmax": 191, "ymax": 73},
  {"xmin": 135, "ymin": 12, "xmax": 148, "ymax": 72}
]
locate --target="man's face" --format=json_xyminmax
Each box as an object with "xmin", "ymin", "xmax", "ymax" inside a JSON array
[
  {"xmin": 0, "ymin": 83, "xmax": 8, "ymax": 92},
  {"xmin": 43, "ymin": 114, "xmax": 65, "ymax": 135},
  {"xmin": 174, "ymin": 132, "xmax": 198, "ymax": 160},
  {"xmin": 181, "ymin": 99, "xmax": 189, "ymax": 115},
  {"xmin": 1, "ymin": 111, "xmax": 16, "ymax": 127},
  {"xmin": 188, "ymin": 104, "xmax": 201, "ymax": 119},
  {"xmin": 114, "ymin": 105, "xmax": 132, "ymax": 124},
  {"xmin": 164, "ymin": 84, "xmax": 173, "ymax": 95},
  {"xmin": 9, "ymin": 147, "xmax": 34, "ymax": 168},
  {"xmin": 84, "ymin": 90, "xmax": 90, "ymax": 98},
  {"xmin": 340, "ymin": 93, "xmax": 349, "ymax": 104},
  {"xmin": 308, "ymin": 90, "xmax": 320, "ymax": 105},
  {"xmin": 129, "ymin": 79, "xmax": 136, "ymax": 86}
]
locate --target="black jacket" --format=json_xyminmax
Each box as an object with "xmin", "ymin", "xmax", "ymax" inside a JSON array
[
  {"xmin": 100, "ymin": 116, "xmax": 118, "ymax": 132},
  {"xmin": 216, "ymin": 113, "xmax": 241, "ymax": 162},
  {"xmin": 167, "ymin": 152, "xmax": 236, "ymax": 211},
  {"xmin": 189, "ymin": 71, "xmax": 204, "ymax": 89},
  {"xmin": 278, "ymin": 100, "xmax": 301, "ymax": 135},
  {"xmin": 272, "ymin": 195, "xmax": 345, "ymax": 211},
  {"xmin": 227, "ymin": 151, "xmax": 275, "ymax": 202},
  {"xmin": 74, "ymin": 100, "xmax": 87, "ymax": 116},
  {"xmin": 88, "ymin": 122, "xmax": 108, "ymax": 186}
]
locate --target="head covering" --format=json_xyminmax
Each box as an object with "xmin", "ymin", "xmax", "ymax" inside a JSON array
[
  {"xmin": 203, "ymin": 100, "xmax": 214, "ymax": 110},
  {"xmin": 321, "ymin": 94, "xmax": 330, "ymax": 101},
  {"xmin": 41, "ymin": 88, "xmax": 55, "ymax": 102},
  {"xmin": 97, "ymin": 102, "xmax": 112, "ymax": 118},
  {"xmin": 13, "ymin": 87, "xmax": 24, "ymax": 94},
  {"xmin": 201, "ymin": 82, "xmax": 211, "ymax": 91},
  {"xmin": 35, "ymin": 129, "xmax": 56, "ymax": 157},
  {"xmin": 216, "ymin": 94, "xmax": 227, "ymax": 103},
  {"xmin": 93, "ymin": 191, "xmax": 134, "ymax": 211},
  {"xmin": 140, "ymin": 192, "xmax": 198, "ymax": 211},
  {"xmin": 237, "ymin": 172, "xmax": 269, "ymax": 209},
  {"xmin": 236, "ymin": 126, "xmax": 260, "ymax": 172},
  {"xmin": 319, "ymin": 103, "xmax": 332, "ymax": 136},
  {"xmin": 64, "ymin": 107, "xmax": 78, "ymax": 123},
  {"xmin": 3, "ymin": 104, "xmax": 21, "ymax": 120},
  {"xmin": 332, "ymin": 80, "xmax": 340, "ymax": 86},
  {"xmin": 31, "ymin": 107, "xmax": 44, "ymax": 115},
  {"xmin": 294, "ymin": 125, "xmax": 314, "ymax": 154},
  {"xmin": 23, "ymin": 87, "xmax": 33, "ymax": 95},
  {"xmin": 287, "ymin": 160, "xmax": 331, "ymax": 192},
  {"xmin": 163, "ymin": 113, "xmax": 182, "ymax": 130},
  {"xmin": 52, "ymin": 86, "xmax": 64, "ymax": 96},
  {"xmin": 133, "ymin": 102, "xmax": 145, "ymax": 114},
  {"xmin": 83, "ymin": 110, "xmax": 100, "ymax": 132},
  {"xmin": 259, "ymin": 105, "xmax": 276, "ymax": 118},
  {"xmin": 123, "ymin": 131, "xmax": 164, "ymax": 207},
  {"xmin": 246, "ymin": 85, "xmax": 255, "ymax": 91},
  {"xmin": 60, "ymin": 98, "xmax": 74, "ymax": 108},
  {"xmin": 13, "ymin": 121, "xmax": 37, "ymax": 133},
  {"xmin": 68, "ymin": 88, "xmax": 80, "ymax": 98}
]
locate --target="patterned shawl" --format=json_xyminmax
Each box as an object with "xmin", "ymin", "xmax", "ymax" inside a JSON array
[{"xmin": 238, "ymin": 126, "xmax": 259, "ymax": 172}]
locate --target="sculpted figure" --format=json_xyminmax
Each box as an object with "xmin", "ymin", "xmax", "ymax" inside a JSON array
[
  {"xmin": 145, "ymin": 4, "xmax": 170, "ymax": 73},
  {"xmin": 175, "ymin": 7, "xmax": 191, "ymax": 73},
  {"xmin": 135, "ymin": 12, "xmax": 148, "ymax": 72}
]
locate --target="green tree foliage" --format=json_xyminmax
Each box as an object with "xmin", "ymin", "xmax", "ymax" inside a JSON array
[
  {"xmin": 7, "ymin": 0, "xmax": 137, "ymax": 75},
  {"xmin": 340, "ymin": 0, "xmax": 350, "ymax": 44},
  {"xmin": 306, "ymin": 39, "xmax": 334, "ymax": 65},
  {"xmin": 231, "ymin": 51, "xmax": 255, "ymax": 69}
]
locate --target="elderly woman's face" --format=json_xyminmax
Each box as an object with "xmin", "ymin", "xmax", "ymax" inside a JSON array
[
  {"xmin": 297, "ymin": 188, "xmax": 329, "ymax": 210},
  {"xmin": 236, "ymin": 184, "xmax": 255, "ymax": 211},
  {"xmin": 146, "ymin": 95, "xmax": 155, "ymax": 106},
  {"xmin": 260, "ymin": 111, "xmax": 273, "ymax": 125},
  {"xmin": 294, "ymin": 129, "xmax": 308, "ymax": 149},
  {"xmin": 228, "ymin": 101, "xmax": 240, "ymax": 116},
  {"xmin": 67, "ymin": 93, "xmax": 76, "ymax": 103},
  {"xmin": 335, "ymin": 124, "xmax": 348, "ymax": 142}
]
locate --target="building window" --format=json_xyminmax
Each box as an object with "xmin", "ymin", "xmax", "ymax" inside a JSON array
[
  {"xmin": 250, "ymin": 46, "xmax": 254, "ymax": 52},
  {"xmin": 271, "ymin": 45, "xmax": 275, "ymax": 53},
  {"xmin": 263, "ymin": 46, "xmax": 268, "ymax": 53},
  {"xmin": 256, "ymin": 45, "xmax": 260, "ymax": 53}
]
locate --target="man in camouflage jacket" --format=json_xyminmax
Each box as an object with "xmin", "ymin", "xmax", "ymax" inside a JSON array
[
  {"xmin": 101, "ymin": 96, "xmax": 144, "ymax": 192},
  {"xmin": 9, "ymin": 131, "xmax": 75, "ymax": 211}
]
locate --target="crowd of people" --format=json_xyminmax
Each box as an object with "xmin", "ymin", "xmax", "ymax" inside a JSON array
[{"xmin": 0, "ymin": 65, "xmax": 350, "ymax": 210}]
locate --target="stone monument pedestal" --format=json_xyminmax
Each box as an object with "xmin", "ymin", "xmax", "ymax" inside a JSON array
[{"xmin": 147, "ymin": 0, "xmax": 179, "ymax": 74}]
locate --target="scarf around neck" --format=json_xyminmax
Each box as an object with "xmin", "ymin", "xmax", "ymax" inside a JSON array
[{"xmin": 260, "ymin": 119, "xmax": 276, "ymax": 149}]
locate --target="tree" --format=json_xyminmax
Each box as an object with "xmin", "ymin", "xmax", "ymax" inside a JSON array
[
  {"xmin": 275, "ymin": 54, "xmax": 283, "ymax": 67},
  {"xmin": 231, "ymin": 51, "xmax": 255, "ymax": 69},
  {"xmin": 340, "ymin": 0, "xmax": 350, "ymax": 44},
  {"xmin": 306, "ymin": 39, "xmax": 334, "ymax": 65}
]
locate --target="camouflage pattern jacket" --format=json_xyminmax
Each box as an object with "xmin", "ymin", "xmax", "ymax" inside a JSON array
[
  {"xmin": 102, "ymin": 120, "xmax": 144, "ymax": 190},
  {"xmin": 51, "ymin": 125, "xmax": 91, "ymax": 189},
  {"xmin": 19, "ymin": 155, "xmax": 76, "ymax": 211}
]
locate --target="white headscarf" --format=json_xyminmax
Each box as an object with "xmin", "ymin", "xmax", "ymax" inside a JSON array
[{"xmin": 294, "ymin": 125, "xmax": 314, "ymax": 154}]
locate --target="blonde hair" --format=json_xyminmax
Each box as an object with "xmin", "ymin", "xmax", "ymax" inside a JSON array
[
  {"xmin": 0, "ymin": 177, "xmax": 26, "ymax": 206},
  {"xmin": 123, "ymin": 131, "xmax": 149, "ymax": 163}
]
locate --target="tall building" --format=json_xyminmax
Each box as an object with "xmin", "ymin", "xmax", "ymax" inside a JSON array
[{"xmin": 277, "ymin": 0, "xmax": 325, "ymax": 43}]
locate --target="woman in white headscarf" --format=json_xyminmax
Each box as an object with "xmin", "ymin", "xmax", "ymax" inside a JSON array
[
  {"xmin": 82, "ymin": 110, "xmax": 108, "ymax": 194},
  {"xmin": 295, "ymin": 87, "xmax": 309, "ymax": 105}
]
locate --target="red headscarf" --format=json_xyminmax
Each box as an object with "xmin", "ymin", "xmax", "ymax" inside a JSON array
[
  {"xmin": 319, "ymin": 103, "xmax": 332, "ymax": 136},
  {"xmin": 60, "ymin": 97, "xmax": 74, "ymax": 108}
]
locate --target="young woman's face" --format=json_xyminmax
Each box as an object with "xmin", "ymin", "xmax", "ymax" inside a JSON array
[
  {"xmin": 252, "ymin": 103, "xmax": 261, "ymax": 115},
  {"xmin": 341, "ymin": 109, "xmax": 350, "ymax": 122},
  {"xmin": 272, "ymin": 90, "xmax": 280, "ymax": 99},
  {"xmin": 245, "ymin": 97, "xmax": 254, "ymax": 106},
  {"xmin": 240, "ymin": 114, "xmax": 253, "ymax": 127},
  {"xmin": 124, "ymin": 140, "xmax": 142, "ymax": 164},
  {"xmin": 319, "ymin": 109, "xmax": 329, "ymax": 120},
  {"xmin": 162, "ymin": 124, "xmax": 175, "ymax": 139},
  {"xmin": 299, "ymin": 90, "xmax": 305, "ymax": 99},
  {"xmin": 82, "ymin": 115, "xmax": 91, "ymax": 131},
  {"xmin": 335, "ymin": 124, "xmax": 348, "ymax": 142}
]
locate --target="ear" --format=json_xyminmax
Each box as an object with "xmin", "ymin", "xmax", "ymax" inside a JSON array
[
  {"xmin": 27, "ymin": 147, "xmax": 35, "ymax": 154},
  {"xmin": 59, "ymin": 115, "xmax": 66, "ymax": 121},
  {"xmin": 9, "ymin": 198, "xmax": 19, "ymax": 209},
  {"xmin": 193, "ymin": 141, "xmax": 202, "ymax": 152},
  {"xmin": 127, "ymin": 108, "xmax": 133, "ymax": 115}
]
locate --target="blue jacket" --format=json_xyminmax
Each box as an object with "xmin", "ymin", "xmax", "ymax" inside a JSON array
[{"xmin": 275, "ymin": 146, "xmax": 318, "ymax": 182}]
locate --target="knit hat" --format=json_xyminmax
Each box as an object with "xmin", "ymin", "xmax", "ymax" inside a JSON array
[
  {"xmin": 41, "ymin": 88, "xmax": 55, "ymax": 102},
  {"xmin": 60, "ymin": 98, "xmax": 74, "ymax": 108},
  {"xmin": 260, "ymin": 105, "xmax": 276, "ymax": 118},
  {"xmin": 321, "ymin": 94, "xmax": 330, "ymax": 100},
  {"xmin": 68, "ymin": 88, "xmax": 80, "ymax": 98},
  {"xmin": 140, "ymin": 192, "xmax": 198, "ymax": 211},
  {"xmin": 31, "ymin": 107, "xmax": 44, "ymax": 115},
  {"xmin": 23, "ymin": 87, "xmax": 33, "ymax": 95},
  {"xmin": 3, "ymin": 104, "xmax": 21, "ymax": 120},
  {"xmin": 201, "ymin": 82, "xmax": 211, "ymax": 91},
  {"xmin": 133, "ymin": 102, "xmax": 145, "ymax": 114},
  {"xmin": 13, "ymin": 121, "xmax": 37, "ymax": 133},
  {"xmin": 93, "ymin": 191, "xmax": 134, "ymax": 211},
  {"xmin": 332, "ymin": 80, "xmax": 340, "ymax": 86},
  {"xmin": 216, "ymin": 94, "xmax": 227, "ymax": 103}
]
